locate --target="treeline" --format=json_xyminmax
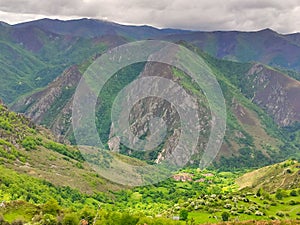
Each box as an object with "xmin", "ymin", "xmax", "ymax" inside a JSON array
[{"xmin": 0, "ymin": 205, "xmax": 185, "ymax": 225}]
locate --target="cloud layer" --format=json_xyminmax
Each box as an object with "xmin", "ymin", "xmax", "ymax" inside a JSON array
[{"xmin": 1, "ymin": 0, "xmax": 300, "ymax": 33}]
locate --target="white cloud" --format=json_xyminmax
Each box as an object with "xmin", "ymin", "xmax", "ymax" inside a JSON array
[{"xmin": 0, "ymin": 0, "xmax": 299, "ymax": 33}]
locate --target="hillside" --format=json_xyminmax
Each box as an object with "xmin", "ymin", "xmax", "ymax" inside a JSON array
[
  {"xmin": 1, "ymin": 128, "xmax": 300, "ymax": 225},
  {"xmin": 0, "ymin": 18, "xmax": 300, "ymax": 224},
  {"xmin": 10, "ymin": 43, "xmax": 299, "ymax": 170},
  {"xmin": 1, "ymin": 20, "xmax": 299, "ymax": 170},
  {"xmin": 0, "ymin": 100, "xmax": 125, "ymax": 193},
  {"xmin": 1, "ymin": 19, "xmax": 300, "ymax": 105},
  {"xmin": 0, "ymin": 21, "xmax": 125, "ymax": 103},
  {"xmin": 163, "ymin": 29, "xmax": 300, "ymax": 72},
  {"xmin": 0, "ymin": 103, "xmax": 299, "ymax": 224},
  {"xmin": 237, "ymin": 160, "xmax": 300, "ymax": 192},
  {"xmin": 11, "ymin": 19, "xmax": 300, "ymax": 73}
]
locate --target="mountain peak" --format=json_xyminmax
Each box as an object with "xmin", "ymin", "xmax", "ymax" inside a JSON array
[
  {"xmin": 258, "ymin": 28, "xmax": 276, "ymax": 33},
  {"xmin": 0, "ymin": 21, "xmax": 10, "ymax": 27}
]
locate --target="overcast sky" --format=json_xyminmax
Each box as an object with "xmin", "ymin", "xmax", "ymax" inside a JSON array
[{"xmin": 0, "ymin": 0, "xmax": 300, "ymax": 34}]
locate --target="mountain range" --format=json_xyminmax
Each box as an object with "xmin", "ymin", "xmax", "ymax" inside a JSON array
[
  {"xmin": 0, "ymin": 19, "xmax": 300, "ymax": 169},
  {"xmin": 0, "ymin": 18, "xmax": 299, "ymax": 170},
  {"xmin": 0, "ymin": 18, "xmax": 300, "ymax": 224}
]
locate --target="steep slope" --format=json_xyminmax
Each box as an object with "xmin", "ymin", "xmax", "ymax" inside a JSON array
[
  {"xmin": 163, "ymin": 29, "xmax": 300, "ymax": 72},
  {"xmin": 205, "ymin": 57, "xmax": 300, "ymax": 126},
  {"xmin": 244, "ymin": 64, "xmax": 300, "ymax": 126},
  {"xmin": 11, "ymin": 65, "xmax": 82, "ymax": 143},
  {"xmin": 2, "ymin": 19, "xmax": 299, "ymax": 170},
  {"xmin": 11, "ymin": 45, "xmax": 298, "ymax": 170},
  {"xmin": 15, "ymin": 19, "xmax": 300, "ymax": 73},
  {"xmin": 0, "ymin": 39, "xmax": 46, "ymax": 103},
  {"xmin": 0, "ymin": 100, "xmax": 124, "ymax": 193},
  {"xmin": 2, "ymin": 18, "xmax": 300, "ymax": 105},
  {"xmin": 0, "ymin": 22, "xmax": 123, "ymax": 104}
]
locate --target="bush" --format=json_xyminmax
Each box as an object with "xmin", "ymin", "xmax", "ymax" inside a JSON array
[
  {"xmin": 276, "ymin": 211, "xmax": 285, "ymax": 217},
  {"xmin": 290, "ymin": 190, "xmax": 298, "ymax": 196},
  {"xmin": 43, "ymin": 141, "xmax": 84, "ymax": 161},
  {"xmin": 0, "ymin": 118, "xmax": 12, "ymax": 131},
  {"xmin": 275, "ymin": 189, "xmax": 286, "ymax": 200},
  {"xmin": 42, "ymin": 199, "xmax": 60, "ymax": 215},
  {"xmin": 80, "ymin": 207, "xmax": 96, "ymax": 222},
  {"xmin": 179, "ymin": 209, "xmax": 188, "ymax": 221},
  {"xmin": 22, "ymin": 136, "xmax": 37, "ymax": 151},
  {"xmin": 221, "ymin": 211, "xmax": 230, "ymax": 221},
  {"xmin": 255, "ymin": 211, "xmax": 264, "ymax": 216},
  {"xmin": 289, "ymin": 200, "xmax": 298, "ymax": 205},
  {"xmin": 62, "ymin": 213, "xmax": 79, "ymax": 225},
  {"xmin": 41, "ymin": 214, "xmax": 57, "ymax": 225},
  {"xmin": 224, "ymin": 203, "xmax": 232, "ymax": 209}
]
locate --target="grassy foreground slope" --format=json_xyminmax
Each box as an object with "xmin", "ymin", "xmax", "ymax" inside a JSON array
[{"xmin": 1, "ymin": 159, "xmax": 300, "ymax": 224}]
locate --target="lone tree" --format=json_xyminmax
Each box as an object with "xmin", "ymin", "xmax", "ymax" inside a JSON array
[
  {"xmin": 180, "ymin": 209, "xmax": 189, "ymax": 221},
  {"xmin": 221, "ymin": 211, "xmax": 230, "ymax": 221}
]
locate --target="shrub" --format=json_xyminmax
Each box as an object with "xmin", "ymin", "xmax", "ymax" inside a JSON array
[
  {"xmin": 80, "ymin": 207, "xmax": 96, "ymax": 222},
  {"xmin": 41, "ymin": 214, "xmax": 57, "ymax": 225},
  {"xmin": 275, "ymin": 189, "xmax": 284, "ymax": 200},
  {"xmin": 289, "ymin": 200, "xmax": 298, "ymax": 205},
  {"xmin": 230, "ymin": 211, "xmax": 238, "ymax": 216},
  {"xmin": 244, "ymin": 210, "xmax": 252, "ymax": 215},
  {"xmin": 276, "ymin": 211, "xmax": 285, "ymax": 217},
  {"xmin": 62, "ymin": 213, "xmax": 79, "ymax": 225},
  {"xmin": 221, "ymin": 211, "xmax": 230, "ymax": 221},
  {"xmin": 179, "ymin": 209, "xmax": 188, "ymax": 221},
  {"xmin": 290, "ymin": 190, "xmax": 298, "ymax": 196},
  {"xmin": 269, "ymin": 216, "xmax": 277, "ymax": 220},
  {"xmin": 270, "ymin": 202, "xmax": 277, "ymax": 206},
  {"xmin": 255, "ymin": 211, "xmax": 264, "ymax": 216},
  {"xmin": 224, "ymin": 203, "xmax": 232, "ymax": 209},
  {"xmin": 42, "ymin": 199, "xmax": 60, "ymax": 215},
  {"xmin": 22, "ymin": 136, "xmax": 37, "ymax": 151},
  {"xmin": 43, "ymin": 141, "xmax": 84, "ymax": 161},
  {"xmin": 0, "ymin": 118, "xmax": 12, "ymax": 131}
]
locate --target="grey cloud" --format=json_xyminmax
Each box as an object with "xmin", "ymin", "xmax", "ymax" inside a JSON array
[{"xmin": 0, "ymin": 0, "xmax": 299, "ymax": 33}]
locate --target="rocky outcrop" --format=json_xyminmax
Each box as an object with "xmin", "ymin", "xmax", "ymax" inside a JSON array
[
  {"xmin": 11, "ymin": 65, "xmax": 82, "ymax": 142},
  {"xmin": 246, "ymin": 64, "xmax": 300, "ymax": 126},
  {"xmin": 107, "ymin": 62, "xmax": 211, "ymax": 164}
]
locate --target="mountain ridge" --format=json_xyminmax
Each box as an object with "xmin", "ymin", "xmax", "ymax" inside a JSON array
[
  {"xmin": 11, "ymin": 43, "xmax": 299, "ymax": 170},
  {"xmin": 0, "ymin": 18, "xmax": 299, "ymax": 170},
  {"xmin": 6, "ymin": 18, "xmax": 300, "ymax": 35}
]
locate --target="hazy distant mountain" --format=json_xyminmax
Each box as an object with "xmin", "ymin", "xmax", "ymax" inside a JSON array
[
  {"xmin": 162, "ymin": 28, "xmax": 300, "ymax": 72},
  {"xmin": 13, "ymin": 18, "xmax": 189, "ymax": 39}
]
